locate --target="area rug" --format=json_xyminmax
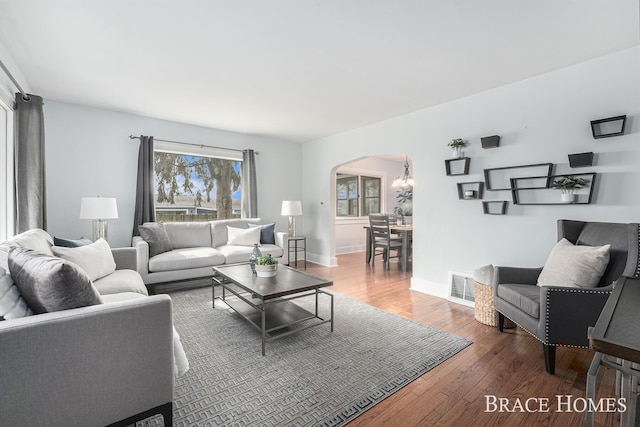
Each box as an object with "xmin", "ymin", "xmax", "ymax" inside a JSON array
[{"xmin": 143, "ymin": 286, "xmax": 471, "ymax": 427}]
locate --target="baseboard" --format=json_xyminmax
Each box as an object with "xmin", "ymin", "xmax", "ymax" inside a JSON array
[
  {"xmin": 336, "ymin": 244, "xmax": 366, "ymax": 255},
  {"xmin": 307, "ymin": 252, "xmax": 338, "ymax": 267},
  {"xmin": 410, "ymin": 277, "xmax": 448, "ymax": 299}
]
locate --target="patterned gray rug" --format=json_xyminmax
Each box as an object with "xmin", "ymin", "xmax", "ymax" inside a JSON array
[{"xmin": 143, "ymin": 286, "xmax": 471, "ymax": 426}]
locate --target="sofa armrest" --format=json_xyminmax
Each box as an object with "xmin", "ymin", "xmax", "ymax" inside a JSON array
[
  {"xmin": 275, "ymin": 231, "xmax": 289, "ymax": 265},
  {"xmin": 0, "ymin": 295, "xmax": 174, "ymax": 427},
  {"xmin": 111, "ymin": 247, "xmax": 137, "ymax": 270},
  {"xmin": 132, "ymin": 236, "xmax": 150, "ymax": 283}
]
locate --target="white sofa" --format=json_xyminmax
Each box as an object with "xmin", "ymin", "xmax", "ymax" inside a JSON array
[
  {"xmin": 133, "ymin": 218, "xmax": 288, "ymax": 289},
  {"xmin": 0, "ymin": 229, "xmax": 174, "ymax": 427}
]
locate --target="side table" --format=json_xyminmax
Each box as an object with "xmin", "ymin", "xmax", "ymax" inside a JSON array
[{"xmin": 287, "ymin": 236, "xmax": 306, "ymax": 269}]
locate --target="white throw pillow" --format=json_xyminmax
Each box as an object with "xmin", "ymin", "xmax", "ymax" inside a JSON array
[
  {"xmin": 537, "ymin": 238, "xmax": 611, "ymax": 288},
  {"xmin": 227, "ymin": 226, "xmax": 261, "ymax": 246},
  {"xmin": 52, "ymin": 238, "xmax": 117, "ymax": 281}
]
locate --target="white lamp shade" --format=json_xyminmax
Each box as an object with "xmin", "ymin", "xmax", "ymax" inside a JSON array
[
  {"xmin": 281, "ymin": 200, "xmax": 302, "ymax": 216},
  {"xmin": 79, "ymin": 197, "xmax": 118, "ymax": 219}
]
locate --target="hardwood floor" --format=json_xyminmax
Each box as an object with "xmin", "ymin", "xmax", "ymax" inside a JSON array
[{"xmin": 297, "ymin": 253, "xmax": 619, "ymax": 427}]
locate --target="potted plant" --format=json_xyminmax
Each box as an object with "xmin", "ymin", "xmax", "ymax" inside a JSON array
[
  {"xmin": 551, "ymin": 176, "xmax": 587, "ymax": 203},
  {"xmin": 448, "ymin": 138, "xmax": 467, "ymax": 158},
  {"xmin": 254, "ymin": 254, "xmax": 278, "ymax": 277},
  {"xmin": 395, "ymin": 187, "xmax": 413, "ymax": 225}
]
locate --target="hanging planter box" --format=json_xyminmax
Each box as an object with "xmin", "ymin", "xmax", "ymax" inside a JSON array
[
  {"xmin": 568, "ymin": 152, "xmax": 594, "ymax": 168},
  {"xmin": 480, "ymin": 135, "xmax": 500, "ymax": 149}
]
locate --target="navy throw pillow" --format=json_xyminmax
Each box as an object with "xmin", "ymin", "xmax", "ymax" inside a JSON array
[{"xmin": 248, "ymin": 223, "xmax": 276, "ymax": 245}]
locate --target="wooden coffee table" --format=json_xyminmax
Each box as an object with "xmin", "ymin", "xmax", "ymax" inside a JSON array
[{"xmin": 212, "ymin": 263, "xmax": 334, "ymax": 355}]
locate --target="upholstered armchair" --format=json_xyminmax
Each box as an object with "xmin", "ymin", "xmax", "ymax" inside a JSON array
[{"xmin": 493, "ymin": 219, "xmax": 640, "ymax": 374}]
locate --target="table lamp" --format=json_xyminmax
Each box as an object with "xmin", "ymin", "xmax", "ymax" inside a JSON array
[
  {"xmin": 281, "ymin": 200, "xmax": 302, "ymax": 237},
  {"xmin": 80, "ymin": 196, "xmax": 118, "ymax": 241}
]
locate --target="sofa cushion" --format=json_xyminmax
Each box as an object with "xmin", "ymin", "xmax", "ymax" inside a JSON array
[
  {"xmin": 53, "ymin": 236, "xmax": 92, "ymax": 247},
  {"xmin": 0, "ymin": 228, "xmax": 54, "ymax": 271},
  {"xmin": 537, "ymin": 238, "xmax": 610, "ymax": 288},
  {"xmin": 218, "ymin": 244, "xmax": 284, "ymax": 265},
  {"xmin": 100, "ymin": 291, "xmax": 148, "ymax": 304},
  {"xmin": 139, "ymin": 223, "xmax": 174, "ymax": 257},
  {"xmin": 52, "ymin": 238, "xmax": 117, "ymax": 281},
  {"xmin": 149, "ymin": 247, "xmax": 225, "ymax": 273},
  {"xmin": 210, "ymin": 218, "xmax": 262, "ymax": 248},
  {"xmin": 8, "ymin": 247, "xmax": 102, "ymax": 314},
  {"xmin": 93, "ymin": 269, "xmax": 149, "ymax": 296},
  {"xmin": 0, "ymin": 267, "xmax": 32, "ymax": 319},
  {"xmin": 164, "ymin": 222, "xmax": 212, "ymax": 249},
  {"xmin": 249, "ymin": 222, "xmax": 276, "ymax": 245},
  {"xmin": 227, "ymin": 226, "xmax": 261, "ymax": 246},
  {"xmin": 497, "ymin": 283, "xmax": 541, "ymax": 319}
]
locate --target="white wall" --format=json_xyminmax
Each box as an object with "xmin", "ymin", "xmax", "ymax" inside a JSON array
[
  {"xmin": 334, "ymin": 156, "xmax": 410, "ymax": 254},
  {"xmin": 44, "ymin": 101, "xmax": 302, "ymax": 247},
  {"xmin": 302, "ymin": 47, "xmax": 640, "ymax": 296}
]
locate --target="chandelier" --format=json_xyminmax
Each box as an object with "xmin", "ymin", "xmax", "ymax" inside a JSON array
[{"xmin": 392, "ymin": 157, "xmax": 414, "ymax": 188}]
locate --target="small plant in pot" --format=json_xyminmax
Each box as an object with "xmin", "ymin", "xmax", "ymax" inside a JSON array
[
  {"xmin": 255, "ymin": 254, "xmax": 278, "ymax": 277},
  {"xmin": 551, "ymin": 176, "xmax": 587, "ymax": 203},
  {"xmin": 448, "ymin": 138, "xmax": 467, "ymax": 158}
]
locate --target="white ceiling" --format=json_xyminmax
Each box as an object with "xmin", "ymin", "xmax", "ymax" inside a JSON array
[{"xmin": 0, "ymin": 1, "xmax": 638, "ymax": 143}]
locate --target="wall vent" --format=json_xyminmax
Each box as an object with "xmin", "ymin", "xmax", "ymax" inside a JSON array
[{"xmin": 448, "ymin": 271, "xmax": 475, "ymax": 307}]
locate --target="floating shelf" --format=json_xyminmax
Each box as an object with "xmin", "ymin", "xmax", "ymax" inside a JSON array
[
  {"xmin": 510, "ymin": 172, "xmax": 597, "ymax": 205},
  {"xmin": 457, "ymin": 181, "xmax": 484, "ymax": 200},
  {"xmin": 590, "ymin": 115, "xmax": 626, "ymax": 139},
  {"xmin": 568, "ymin": 152, "xmax": 594, "ymax": 168},
  {"xmin": 484, "ymin": 163, "xmax": 554, "ymax": 191},
  {"xmin": 482, "ymin": 201, "xmax": 508, "ymax": 215},
  {"xmin": 481, "ymin": 135, "xmax": 500, "ymax": 149},
  {"xmin": 445, "ymin": 157, "xmax": 470, "ymax": 176}
]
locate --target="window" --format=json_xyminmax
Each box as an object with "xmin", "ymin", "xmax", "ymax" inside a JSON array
[
  {"xmin": 153, "ymin": 142, "xmax": 242, "ymax": 222},
  {"xmin": 336, "ymin": 174, "xmax": 381, "ymax": 217},
  {"xmin": 0, "ymin": 97, "xmax": 13, "ymax": 240}
]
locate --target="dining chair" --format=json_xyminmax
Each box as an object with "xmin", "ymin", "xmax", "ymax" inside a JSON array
[{"xmin": 368, "ymin": 214, "xmax": 404, "ymax": 269}]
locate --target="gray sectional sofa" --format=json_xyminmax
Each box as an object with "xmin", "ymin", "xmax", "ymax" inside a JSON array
[
  {"xmin": 0, "ymin": 229, "xmax": 175, "ymax": 427},
  {"xmin": 133, "ymin": 218, "xmax": 288, "ymax": 289}
]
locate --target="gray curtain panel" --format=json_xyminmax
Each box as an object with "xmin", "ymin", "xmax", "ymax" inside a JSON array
[
  {"xmin": 14, "ymin": 93, "xmax": 46, "ymax": 233},
  {"xmin": 242, "ymin": 149, "xmax": 258, "ymax": 218},
  {"xmin": 132, "ymin": 135, "xmax": 155, "ymax": 236}
]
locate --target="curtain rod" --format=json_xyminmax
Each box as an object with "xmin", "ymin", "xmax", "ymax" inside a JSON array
[
  {"xmin": 128, "ymin": 135, "xmax": 258, "ymax": 155},
  {"xmin": 0, "ymin": 58, "xmax": 30, "ymax": 101}
]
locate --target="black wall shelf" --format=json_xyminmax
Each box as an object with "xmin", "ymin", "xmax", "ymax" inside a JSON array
[
  {"xmin": 457, "ymin": 181, "xmax": 484, "ymax": 200},
  {"xmin": 482, "ymin": 201, "xmax": 508, "ymax": 215},
  {"xmin": 445, "ymin": 157, "xmax": 470, "ymax": 176},
  {"xmin": 510, "ymin": 172, "xmax": 597, "ymax": 205},
  {"xmin": 568, "ymin": 152, "xmax": 594, "ymax": 168},
  {"xmin": 481, "ymin": 135, "xmax": 500, "ymax": 149},
  {"xmin": 590, "ymin": 115, "xmax": 626, "ymax": 139},
  {"xmin": 484, "ymin": 163, "xmax": 554, "ymax": 191}
]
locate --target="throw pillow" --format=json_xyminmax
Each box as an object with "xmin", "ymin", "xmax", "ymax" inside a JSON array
[
  {"xmin": 537, "ymin": 238, "xmax": 611, "ymax": 288},
  {"xmin": 139, "ymin": 222, "xmax": 174, "ymax": 257},
  {"xmin": 0, "ymin": 266, "xmax": 33, "ymax": 320},
  {"xmin": 52, "ymin": 238, "xmax": 117, "ymax": 281},
  {"xmin": 227, "ymin": 226, "xmax": 261, "ymax": 246},
  {"xmin": 249, "ymin": 223, "xmax": 276, "ymax": 245},
  {"xmin": 53, "ymin": 236, "xmax": 93, "ymax": 247},
  {"xmin": 8, "ymin": 247, "xmax": 102, "ymax": 314}
]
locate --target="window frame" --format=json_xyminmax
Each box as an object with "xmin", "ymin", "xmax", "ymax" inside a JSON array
[
  {"xmin": 335, "ymin": 168, "xmax": 384, "ymax": 219},
  {"xmin": 152, "ymin": 142, "xmax": 243, "ymax": 222},
  {"xmin": 0, "ymin": 96, "xmax": 14, "ymax": 241}
]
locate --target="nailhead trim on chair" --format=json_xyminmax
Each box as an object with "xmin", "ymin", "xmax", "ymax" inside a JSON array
[{"xmin": 544, "ymin": 287, "xmax": 612, "ymax": 347}]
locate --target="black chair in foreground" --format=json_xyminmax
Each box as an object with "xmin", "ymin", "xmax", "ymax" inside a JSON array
[{"xmin": 493, "ymin": 219, "xmax": 640, "ymax": 374}]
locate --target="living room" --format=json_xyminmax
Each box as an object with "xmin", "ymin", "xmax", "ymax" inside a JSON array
[{"xmin": 1, "ymin": 1, "xmax": 639, "ymax": 426}]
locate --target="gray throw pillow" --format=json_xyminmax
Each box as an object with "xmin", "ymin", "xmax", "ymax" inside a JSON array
[
  {"xmin": 139, "ymin": 222, "xmax": 174, "ymax": 257},
  {"xmin": 8, "ymin": 246, "xmax": 102, "ymax": 314},
  {"xmin": 249, "ymin": 223, "xmax": 276, "ymax": 245}
]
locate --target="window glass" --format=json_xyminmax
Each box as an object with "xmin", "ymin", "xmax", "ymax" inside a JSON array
[
  {"xmin": 336, "ymin": 174, "xmax": 381, "ymax": 217},
  {"xmin": 153, "ymin": 150, "xmax": 242, "ymax": 221}
]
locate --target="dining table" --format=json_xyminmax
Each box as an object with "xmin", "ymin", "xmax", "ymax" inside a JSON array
[{"xmin": 364, "ymin": 224, "xmax": 413, "ymax": 272}]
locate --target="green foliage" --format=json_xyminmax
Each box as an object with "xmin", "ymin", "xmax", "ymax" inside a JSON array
[
  {"xmin": 395, "ymin": 187, "xmax": 413, "ymax": 216},
  {"xmin": 154, "ymin": 153, "xmax": 241, "ymax": 219},
  {"xmin": 256, "ymin": 254, "xmax": 278, "ymax": 265},
  {"xmin": 551, "ymin": 176, "xmax": 587, "ymax": 190},
  {"xmin": 448, "ymin": 138, "xmax": 466, "ymax": 149}
]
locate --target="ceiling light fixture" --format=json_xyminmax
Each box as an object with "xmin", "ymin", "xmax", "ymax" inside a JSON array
[{"xmin": 392, "ymin": 157, "xmax": 414, "ymax": 188}]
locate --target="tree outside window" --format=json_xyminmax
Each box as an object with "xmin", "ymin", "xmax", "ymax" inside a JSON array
[{"xmin": 154, "ymin": 151, "xmax": 242, "ymax": 222}]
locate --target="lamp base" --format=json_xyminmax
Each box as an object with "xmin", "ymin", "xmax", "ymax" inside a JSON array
[
  {"xmin": 288, "ymin": 216, "xmax": 297, "ymax": 237},
  {"xmin": 92, "ymin": 220, "xmax": 108, "ymax": 241}
]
